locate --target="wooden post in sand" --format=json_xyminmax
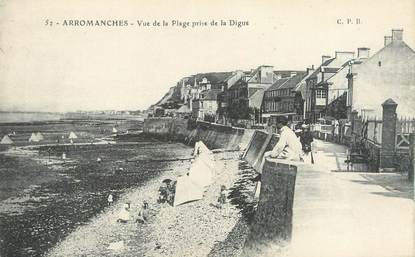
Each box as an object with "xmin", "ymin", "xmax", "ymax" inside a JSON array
[{"xmin": 243, "ymin": 159, "xmax": 297, "ymax": 255}]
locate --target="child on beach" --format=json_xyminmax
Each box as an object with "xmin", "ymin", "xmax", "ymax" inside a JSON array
[
  {"xmin": 117, "ymin": 203, "xmax": 131, "ymax": 223},
  {"xmin": 210, "ymin": 185, "xmax": 228, "ymax": 209},
  {"xmin": 217, "ymin": 185, "xmax": 227, "ymax": 206},
  {"xmin": 107, "ymin": 194, "xmax": 113, "ymax": 206},
  {"xmin": 136, "ymin": 201, "xmax": 149, "ymax": 224}
]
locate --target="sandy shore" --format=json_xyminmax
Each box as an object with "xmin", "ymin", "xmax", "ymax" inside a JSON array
[{"xmin": 45, "ymin": 150, "xmax": 248, "ymax": 257}]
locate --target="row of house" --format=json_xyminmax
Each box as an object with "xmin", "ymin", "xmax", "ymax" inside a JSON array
[{"xmin": 150, "ymin": 29, "xmax": 415, "ymax": 126}]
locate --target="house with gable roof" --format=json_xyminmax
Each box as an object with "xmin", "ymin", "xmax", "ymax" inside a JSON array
[
  {"xmin": 323, "ymin": 47, "xmax": 371, "ymax": 119},
  {"xmin": 263, "ymin": 70, "xmax": 310, "ymax": 124},
  {"xmin": 303, "ymin": 51, "xmax": 355, "ymax": 122},
  {"xmin": 225, "ymin": 66, "xmax": 300, "ymax": 125},
  {"xmin": 191, "ymin": 89, "xmax": 221, "ymax": 121},
  {"xmin": 348, "ymin": 29, "xmax": 415, "ymax": 118},
  {"xmin": 189, "ymin": 72, "xmax": 234, "ymax": 121}
]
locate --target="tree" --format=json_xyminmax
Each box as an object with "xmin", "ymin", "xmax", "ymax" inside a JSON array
[
  {"xmin": 160, "ymin": 101, "xmax": 180, "ymax": 109},
  {"xmin": 227, "ymin": 100, "xmax": 251, "ymax": 120},
  {"xmin": 327, "ymin": 92, "xmax": 347, "ymax": 119}
]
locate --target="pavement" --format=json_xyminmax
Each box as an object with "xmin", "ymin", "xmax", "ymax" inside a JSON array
[{"xmin": 283, "ymin": 139, "xmax": 414, "ymax": 257}]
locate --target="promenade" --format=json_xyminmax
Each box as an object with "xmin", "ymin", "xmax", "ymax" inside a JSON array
[{"xmin": 284, "ymin": 140, "xmax": 414, "ymax": 257}]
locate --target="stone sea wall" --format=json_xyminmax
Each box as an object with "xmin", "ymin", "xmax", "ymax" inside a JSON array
[
  {"xmin": 143, "ymin": 118, "xmax": 254, "ymax": 151},
  {"xmin": 142, "ymin": 118, "xmax": 281, "ymax": 172},
  {"xmin": 242, "ymin": 130, "xmax": 279, "ymax": 172}
]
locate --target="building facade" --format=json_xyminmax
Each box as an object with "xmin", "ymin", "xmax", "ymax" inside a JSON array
[
  {"xmin": 225, "ymin": 66, "xmax": 297, "ymax": 125},
  {"xmin": 262, "ymin": 71, "xmax": 307, "ymax": 124},
  {"xmin": 348, "ymin": 29, "xmax": 415, "ymax": 118},
  {"xmin": 304, "ymin": 51, "xmax": 355, "ymax": 122},
  {"xmin": 191, "ymin": 90, "xmax": 221, "ymax": 121}
]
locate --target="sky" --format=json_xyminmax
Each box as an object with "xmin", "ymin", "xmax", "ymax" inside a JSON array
[{"xmin": 0, "ymin": 0, "xmax": 414, "ymax": 112}]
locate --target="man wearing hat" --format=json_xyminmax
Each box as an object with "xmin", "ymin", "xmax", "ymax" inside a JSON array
[
  {"xmin": 263, "ymin": 116, "xmax": 303, "ymax": 162},
  {"xmin": 253, "ymin": 117, "xmax": 303, "ymax": 198}
]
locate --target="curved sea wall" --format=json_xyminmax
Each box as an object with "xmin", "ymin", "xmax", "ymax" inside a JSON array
[
  {"xmin": 143, "ymin": 118, "xmax": 280, "ymax": 171},
  {"xmin": 143, "ymin": 118, "xmax": 297, "ymax": 252},
  {"xmin": 242, "ymin": 130, "xmax": 279, "ymax": 172},
  {"xmin": 142, "ymin": 118, "xmax": 254, "ymax": 150}
]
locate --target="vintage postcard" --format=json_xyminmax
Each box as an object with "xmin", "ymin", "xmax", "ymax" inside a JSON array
[{"xmin": 0, "ymin": 0, "xmax": 414, "ymax": 256}]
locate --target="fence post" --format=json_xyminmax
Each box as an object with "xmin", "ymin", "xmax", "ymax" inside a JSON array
[
  {"xmin": 242, "ymin": 159, "xmax": 297, "ymax": 256},
  {"xmin": 351, "ymin": 110, "xmax": 359, "ymax": 144},
  {"xmin": 380, "ymin": 99, "xmax": 398, "ymax": 171}
]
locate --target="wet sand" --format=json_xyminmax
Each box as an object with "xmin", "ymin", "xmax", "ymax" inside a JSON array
[{"xmin": 0, "ymin": 141, "xmax": 192, "ymax": 257}]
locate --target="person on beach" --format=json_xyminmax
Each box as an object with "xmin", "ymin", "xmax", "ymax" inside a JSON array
[
  {"xmin": 158, "ymin": 181, "xmax": 169, "ymax": 203},
  {"xmin": 210, "ymin": 185, "xmax": 228, "ymax": 209},
  {"xmin": 158, "ymin": 179, "xmax": 176, "ymax": 205},
  {"xmin": 117, "ymin": 203, "xmax": 131, "ymax": 223},
  {"xmin": 167, "ymin": 180, "xmax": 176, "ymax": 206},
  {"xmin": 136, "ymin": 201, "xmax": 149, "ymax": 224},
  {"xmin": 217, "ymin": 185, "xmax": 227, "ymax": 205},
  {"xmin": 107, "ymin": 193, "xmax": 113, "ymax": 206}
]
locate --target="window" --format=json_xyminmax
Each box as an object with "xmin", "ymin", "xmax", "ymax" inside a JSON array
[
  {"xmin": 316, "ymin": 89, "xmax": 327, "ymax": 98},
  {"xmin": 378, "ymin": 61, "xmax": 382, "ymax": 67},
  {"xmin": 289, "ymin": 102, "xmax": 294, "ymax": 111}
]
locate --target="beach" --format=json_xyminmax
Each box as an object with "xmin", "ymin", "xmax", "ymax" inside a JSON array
[
  {"xmin": 45, "ymin": 150, "xmax": 254, "ymax": 257},
  {"xmin": 0, "ymin": 116, "xmax": 256, "ymax": 257}
]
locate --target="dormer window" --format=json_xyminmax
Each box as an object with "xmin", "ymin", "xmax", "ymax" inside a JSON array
[{"xmin": 316, "ymin": 89, "xmax": 327, "ymax": 98}]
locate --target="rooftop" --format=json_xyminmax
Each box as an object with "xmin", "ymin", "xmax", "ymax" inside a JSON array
[
  {"xmin": 266, "ymin": 71, "xmax": 307, "ymax": 91},
  {"xmin": 249, "ymin": 90, "xmax": 265, "ymax": 109}
]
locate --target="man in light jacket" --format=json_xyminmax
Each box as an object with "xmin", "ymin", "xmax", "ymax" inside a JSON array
[
  {"xmin": 253, "ymin": 116, "xmax": 303, "ymax": 198},
  {"xmin": 263, "ymin": 116, "xmax": 303, "ymax": 162}
]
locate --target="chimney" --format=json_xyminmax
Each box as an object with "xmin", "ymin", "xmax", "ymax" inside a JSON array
[
  {"xmin": 357, "ymin": 47, "xmax": 370, "ymax": 59},
  {"xmin": 384, "ymin": 36, "xmax": 392, "ymax": 46},
  {"xmin": 259, "ymin": 66, "xmax": 274, "ymax": 83},
  {"xmin": 307, "ymin": 66, "xmax": 315, "ymax": 75},
  {"xmin": 392, "ymin": 29, "xmax": 403, "ymax": 41},
  {"xmin": 335, "ymin": 51, "xmax": 355, "ymax": 64},
  {"xmin": 322, "ymin": 55, "xmax": 331, "ymax": 64}
]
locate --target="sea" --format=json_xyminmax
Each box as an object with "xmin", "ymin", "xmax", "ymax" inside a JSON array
[{"xmin": 0, "ymin": 112, "xmax": 62, "ymax": 123}]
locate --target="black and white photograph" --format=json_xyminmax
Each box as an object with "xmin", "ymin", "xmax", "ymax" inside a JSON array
[{"xmin": 0, "ymin": 0, "xmax": 414, "ymax": 256}]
